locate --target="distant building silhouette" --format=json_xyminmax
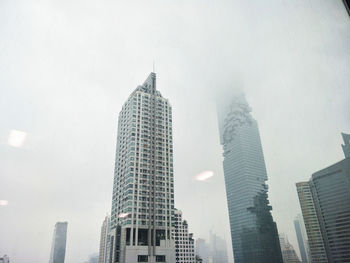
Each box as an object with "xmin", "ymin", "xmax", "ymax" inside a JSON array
[
  {"xmin": 209, "ymin": 232, "xmax": 228, "ymax": 263},
  {"xmin": 279, "ymin": 234, "xmax": 301, "ymax": 263},
  {"xmin": 98, "ymin": 215, "xmax": 110, "ymax": 263},
  {"xmin": 293, "ymin": 214, "xmax": 310, "ymax": 263},
  {"xmin": 0, "ymin": 255, "xmax": 10, "ymax": 263},
  {"xmin": 341, "ymin": 132, "xmax": 350, "ymax": 158},
  {"xmin": 49, "ymin": 222, "xmax": 68, "ymax": 263},
  {"xmin": 196, "ymin": 233, "xmax": 229, "ymax": 263},
  {"xmin": 195, "ymin": 238, "xmax": 209, "ymax": 263},
  {"xmin": 217, "ymin": 94, "xmax": 283, "ymax": 263}
]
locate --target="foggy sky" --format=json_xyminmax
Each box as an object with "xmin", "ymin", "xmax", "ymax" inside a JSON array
[{"xmin": 1, "ymin": 0, "xmax": 350, "ymax": 262}]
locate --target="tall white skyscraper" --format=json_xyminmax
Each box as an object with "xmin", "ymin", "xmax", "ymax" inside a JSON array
[
  {"xmin": 217, "ymin": 94, "xmax": 283, "ymax": 263},
  {"xmin": 108, "ymin": 72, "xmax": 175, "ymax": 263},
  {"xmin": 49, "ymin": 222, "xmax": 68, "ymax": 263}
]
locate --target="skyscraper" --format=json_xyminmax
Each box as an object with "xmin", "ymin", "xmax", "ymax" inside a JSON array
[
  {"xmin": 310, "ymin": 158, "xmax": 350, "ymax": 262},
  {"xmin": 173, "ymin": 209, "xmax": 195, "ymax": 263},
  {"xmin": 341, "ymin": 132, "xmax": 350, "ymax": 158},
  {"xmin": 293, "ymin": 214, "xmax": 310, "ymax": 263},
  {"xmin": 49, "ymin": 222, "xmax": 68, "ymax": 263},
  {"xmin": 99, "ymin": 215, "xmax": 110, "ymax": 263},
  {"xmin": 296, "ymin": 133, "xmax": 350, "ymax": 263},
  {"xmin": 296, "ymin": 182, "xmax": 328, "ymax": 263},
  {"xmin": 217, "ymin": 94, "xmax": 283, "ymax": 263},
  {"xmin": 108, "ymin": 72, "xmax": 175, "ymax": 263}
]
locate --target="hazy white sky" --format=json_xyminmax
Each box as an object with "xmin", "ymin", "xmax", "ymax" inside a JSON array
[{"xmin": 1, "ymin": 0, "xmax": 350, "ymax": 262}]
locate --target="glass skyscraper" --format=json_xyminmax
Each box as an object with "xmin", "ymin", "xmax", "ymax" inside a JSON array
[
  {"xmin": 310, "ymin": 158, "xmax": 350, "ymax": 262},
  {"xmin": 108, "ymin": 72, "xmax": 175, "ymax": 263},
  {"xmin": 296, "ymin": 133, "xmax": 350, "ymax": 263},
  {"xmin": 217, "ymin": 94, "xmax": 283, "ymax": 263},
  {"xmin": 49, "ymin": 222, "xmax": 68, "ymax": 263}
]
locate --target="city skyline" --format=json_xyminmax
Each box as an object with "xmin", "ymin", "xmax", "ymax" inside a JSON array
[{"xmin": 1, "ymin": 0, "xmax": 350, "ymax": 262}]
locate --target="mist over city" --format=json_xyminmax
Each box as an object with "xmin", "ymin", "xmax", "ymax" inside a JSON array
[{"xmin": 1, "ymin": 0, "xmax": 350, "ymax": 263}]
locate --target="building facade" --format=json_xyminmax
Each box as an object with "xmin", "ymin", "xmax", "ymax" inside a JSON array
[
  {"xmin": 108, "ymin": 72, "xmax": 175, "ymax": 263},
  {"xmin": 310, "ymin": 158, "xmax": 350, "ymax": 262},
  {"xmin": 49, "ymin": 222, "xmax": 68, "ymax": 263},
  {"xmin": 99, "ymin": 215, "xmax": 110, "ymax": 263},
  {"xmin": 296, "ymin": 182, "xmax": 328, "ymax": 263},
  {"xmin": 296, "ymin": 133, "xmax": 350, "ymax": 263},
  {"xmin": 173, "ymin": 209, "xmax": 195, "ymax": 263},
  {"xmin": 217, "ymin": 94, "xmax": 283, "ymax": 263},
  {"xmin": 293, "ymin": 214, "xmax": 310, "ymax": 263}
]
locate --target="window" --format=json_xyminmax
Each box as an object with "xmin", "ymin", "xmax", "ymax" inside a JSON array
[
  {"xmin": 138, "ymin": 255, "xmax": 148, "ymax": 262},
  {"xmin": 156, "ymin": 255, "xmax": 166, "ymax": 262}
]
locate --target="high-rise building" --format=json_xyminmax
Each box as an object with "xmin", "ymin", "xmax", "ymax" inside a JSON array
[
  {"xmin": 209, "ymin": 232, "xmax": 228, "ymax": 263},
  {"xmin": 310, "ymin": 158, "xmax": 350, "ymax": 262},
  {"xmin": 279, "ymin": 234, "xmax": 301, "ymax": 263},
  {"xmin": 49, "ymin": 222, "xmax": 68, "ymax": 263},
  {"xmin": 217, "ymin": 94, "xmax": 283, "ymax": 263},
  {"xmin": 341, "ymin": 132, "xmax": 350, "ymax": 158},
  {"xmin": 108, "ymin": 72, "xmax": 175, "ymax": 263},
  {"xmin": 293, "ymin": 214, "xmax": 310, "ymax": 263},
  {"xmin": 173, "ymin": 209, "xmax": 195, "ymax": 263},
  {"xmin": 99, "ymin": 215, "xmax": 110, "ymax": 263},
  {"xmin": 296, "ymin": 133, "xmax": 350, "ymax": 263},
  {"xmin": 296, "ymin": 182, "xmax": 328, "ymax": 263}
]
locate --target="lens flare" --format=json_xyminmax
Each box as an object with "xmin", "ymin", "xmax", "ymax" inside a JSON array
[
  {"xmin": 195, "ymin": 170, "xmax": 214, "ymax": 181},
  {"xmin": 118, "ymin": 213, "xmax": 129, "ymax": 218},
  {"xmin": 8, "ymin": 130, "xmax": 27, "ymax": 148},
  {"xmin": 0, "ymin": 200, "xmax": 9, "ymax": 206}
]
